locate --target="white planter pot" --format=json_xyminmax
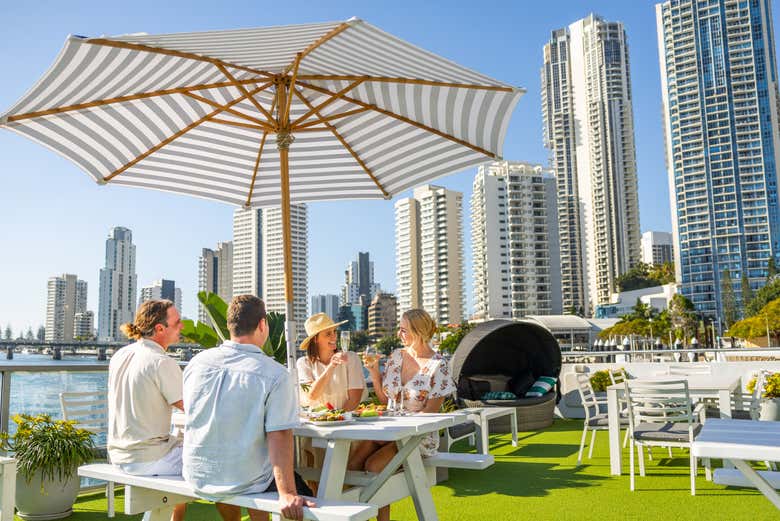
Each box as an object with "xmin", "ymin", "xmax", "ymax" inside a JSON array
[
  {"xmin": 760, "ymin": 398, "xmax": 780, "ymax": 421},
  {"xmin": 15, "ymin": 468, "xmax": 80, "ymax": 520}
]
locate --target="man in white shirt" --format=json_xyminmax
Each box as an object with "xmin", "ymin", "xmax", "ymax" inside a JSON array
[
  {"xmin": 108, "ymin": 299, "xmax": 186, "ymax": 521},
  {"xmin": 183, "ymin": 295, "xmax": 314, "ymax": 521}
]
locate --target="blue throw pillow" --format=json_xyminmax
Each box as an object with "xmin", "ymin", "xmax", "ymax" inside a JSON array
[{"xmin": 525, "ymin": 376, "xmax": 556, "ymax": 397}]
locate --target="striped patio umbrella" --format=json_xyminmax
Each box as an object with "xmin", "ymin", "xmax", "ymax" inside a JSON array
[{"xmin": 0, "ymin": 18, "xmax": 524, "ymax": 369}]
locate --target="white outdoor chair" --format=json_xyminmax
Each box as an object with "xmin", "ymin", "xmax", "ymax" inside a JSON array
[
  {"xmin": 576, "ymin": 374, "xmax": 628, "ymax": 465},
  {"xmin": 60, "ymin": 391, "xmax": 114, "ymax": 517},
  {"xmin": 440, "ymin": 421, "xmax": 478, "ymax": 452},
  {"xmin": 624, "ymin": 379, "xmax": 706, "ymax": 495}
]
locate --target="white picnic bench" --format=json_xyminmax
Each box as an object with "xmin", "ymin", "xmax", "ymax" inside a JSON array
[
  {"xmin": 78, "ymin": 464, "xmax": 378, "ymax": 521},
  {"xmin": 692, "ymin": 419, "xmax": 780, "ymax": 510}
]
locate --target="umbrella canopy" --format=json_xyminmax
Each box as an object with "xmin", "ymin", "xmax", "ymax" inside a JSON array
[{"xmin": 1, "ymin": 18, "xmax": 524, "ymax": 369}]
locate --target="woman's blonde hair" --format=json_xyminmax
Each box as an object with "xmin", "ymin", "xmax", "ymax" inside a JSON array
[
  {"xmin": 120, "ymin": 300, "xmax": 174, "ymax": 340},
  {"xmin": 401, "ymin": 309, "xmax": 437, "ymax": 344}
]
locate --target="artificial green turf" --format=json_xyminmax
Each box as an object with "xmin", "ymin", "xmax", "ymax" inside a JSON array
[{"xmin": 44, "ymin": 420, "xmax": 778, "ymax": 521}]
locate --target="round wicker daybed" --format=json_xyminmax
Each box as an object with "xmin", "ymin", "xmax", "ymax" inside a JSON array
[{"xmin": 451, "ymin": 319, "xmax": 562, "ymax": 431}]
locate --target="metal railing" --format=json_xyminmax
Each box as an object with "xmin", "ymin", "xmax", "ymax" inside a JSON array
[{"xmin": 561, "ymin": 346, "xmax": 780, "ymax": 362}]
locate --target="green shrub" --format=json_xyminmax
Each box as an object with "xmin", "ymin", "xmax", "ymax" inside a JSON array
[
  {"xmin": 0, "ymin": 414, "xmax": 94, "ymax": 486},
  {"xmin": 589, "ymin": 370, "xmax": 612, "ymax": 392}
]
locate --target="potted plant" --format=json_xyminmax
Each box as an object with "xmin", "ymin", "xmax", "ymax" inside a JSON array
[
  {"xmin": 0, "ymin": 414, "xmax": 95, "ymax": 520},
  {"xmin": 589, "ymin": 370, "xmax": 612, "ymax": 393},
  {"xmin": 748, "ymin": 372, "xmax": 780, "ymax": 421}
]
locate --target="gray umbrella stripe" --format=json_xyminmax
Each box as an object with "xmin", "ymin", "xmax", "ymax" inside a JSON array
[
  {"xmin": 21, "ymin": 118, "xmax": 117, "ymax": 175},
  {"xmin": 125, "ymin": 163, "xmax": 253, "ymax": 187},
  {"xmin": 68, "ymin": 46, "xmax": 125, "ymax": 106},
  {"xmin": 489, "ymin": 92, "xmax": 518, "ymax": 156},
  {"xmin": 373, "ymin": 139, "xmax": 467, "ymax": 183},
  {"xmin": 474, "ymin": 89, "xmax": 498, "ymax": 150},
  {"xmin": 86, "ymin": 106, "xmax": 145, "ymax": 157},
  {"xmin": 443, "ymin": 86, "xmax": 460, "ymax": 140},
  {"xmin": 8, "ymin": 39, "xmax": 84, "ymax": 114},
  {"xmin": 159, "ymin": 93, "xmax": 208, "ymax": 129},
  {"xmin": 351, "ymin": 22, "xmax": 500, "ymax": 85},
  {"xmin": 336, "ymin": 116, "xmax": 418, "ymax": 156},
  {"xmin": 121, "ymin": 167, "xmax": 251, "ymax": 193},
  {"xmin": 154, "ymin": 59, "xmax": 217, "ymax": 93},
  {"xmin": 317, "ymin": 23, "xmax": 496, "ymax": 84},
  {"xmin": 105, "ymin": 100, "xmax": 178, "ymax": 150},
  {"xmin": 458, "ymin": 88, "xmax": 478, "ymax": 146},
  {"xmin": 28, "ymin": 43, "xmax": 103, "ymax": 114},
  {"xmin": 10, "ymin": 123, "xmax": 103, "ymax": 180},
  {"xmin": 104, "ymin": 52, "xmax": 172, "ymax": 100},
  {"xmin": 115, "ymin": 21, "xmax": 339, "ymax": 43},
  {"xmin": 357, "ymin": 129, "xmax": 442, "ymax": 168},
  {"xmin": 142, "ymin": 150, "xmax": 257, "ymax": 175},
  {"xmin": 33, "ymin": 113, "xmax": 128, "ymax": 171},
  {"xmin": 57, "ymin": 111, "xmax": 136, "ymax": 166},
  {"xmin": 384, "ymin": 151, "xmax": 486, "ymax": 193},
  {"xmin": 121, "ymin": 101, "xmax": 171, "ymax": 142},
  {"xmin": 78, "ymin": 49, "xmax": 149, "ymax": 102},
  {"xmin": 180, "ymin": 92, "xmax": 210, "ymax": 119},
  {"xmin": 136, "ymin": 97, "xmax": 188, "ymax": 137},
  {"xmin": 111, "ymin": 177, "xmax": 246, "ymax": 205}
]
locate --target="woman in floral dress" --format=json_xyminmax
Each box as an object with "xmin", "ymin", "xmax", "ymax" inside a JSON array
[{"xmin": 363, "ymin": 308, "xmax": 455, "ymax": 521}]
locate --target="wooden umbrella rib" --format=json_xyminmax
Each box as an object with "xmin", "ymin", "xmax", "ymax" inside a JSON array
[
  {"xmin": 283, "ymin": 55, "xmax": 301, "ymax": 125},
  {"xmin": 211, "ymin": 118, "xmax": 267, "ymax": 131},
  {"xmin": 290, "ymin": 79, "xmax": 363, "ymax": 128},
  {"xmin": 295, "ymin": 75, "xmax": 516, "ymax": 92},
  {"xmin": 245, "ymin": 131, "xmax": 268, "ymax": 207},
  {"xmin": 182, "ymin": 85, "xmax": 274, "ymax": 129},
  {"xmin": 283, "ymin": 22, "xmax": 352, "ymax": 75},
  {"xmin": 215, "ymin": 64, "xmax": 277, "ymax": 127},
  {"xmin": 293, "ymin": 87, "xmax": 389, "ymax": 198},
  {"xmin": 298, "ymin": 80, "xmax": 498, "ymax": 160},
  {"xmin": 104, "ymin": 84, "xmax": 267, "ymax": 182},
  {"xmin": 85, "ymin": 38, "xmax": 275, "ymax": 80},
  {"xmin": 294, "ymin": 106, "xmax": 370, "ymax": 129},
  {"xmin": 6, "ymin": 78, "xmax": 269, "ymax": 122}
]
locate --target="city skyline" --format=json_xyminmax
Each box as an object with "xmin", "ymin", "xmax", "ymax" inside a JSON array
[{"xmin": 2, "ymin": 1, "xmax": 758, "ymax": 332}]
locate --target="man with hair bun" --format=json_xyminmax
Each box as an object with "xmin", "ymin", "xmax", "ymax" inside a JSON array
[{"xmin": 108, "ymin": 299, "xmax": 187, "ymax": 521}]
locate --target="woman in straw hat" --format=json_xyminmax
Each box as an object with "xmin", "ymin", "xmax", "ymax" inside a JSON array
[{"xmin": 296, "ymin": 313, "xmax": 366, "ymax": 411}]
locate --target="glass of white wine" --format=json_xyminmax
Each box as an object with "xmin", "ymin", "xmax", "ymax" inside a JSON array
[
  {"xmin": 362, "ymin": 346, "xmax": 379, "ymax": 366},
  {"xmin": 340, "ymin": 330, "xmax": 351, "ymax": 353}
]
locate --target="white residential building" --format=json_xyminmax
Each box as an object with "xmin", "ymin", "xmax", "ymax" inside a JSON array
[
  {"xmin": 139, "ymin": 279, "xmax": 183, "ymax": 312},
  {"xmin": 232, "ymin": 205, "xmax": 308, "ymax": 342},
  {"xmin": 73, "ymin": 311, "xmax": 95, "ymax": 340},
  {"xmin": 45, "ymin": 274, "xmax": 88, "ymax": 342},
  {"xmin": 394, "ymin": 185, "xmax": 464, "ymax": 325},
  {"xmin": 657, "ymin": 0, "xmax": 780, "ymax": 318},
  {"xmin": 198, "ymin": 241, "xmax": 233, "ymax": 322},
  {"xmin": 98, "ymin": 227, "xmax": 137, "ymax": 341},
  {"xmin": 472, "ymin": 161, "xmax": 562, "ymax": 320},
  {"xmin": 641, "ymin": 231, "xmax": 673, "ymax": 266},
  {"xmin": 542, "ymin": 14, "xmax": 642, "ymax": 315}
]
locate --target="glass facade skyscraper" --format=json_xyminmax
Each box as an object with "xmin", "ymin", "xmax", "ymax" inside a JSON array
[{"xmin": 657, "ymin": 0, "xmax": 780, "ymax": 319}]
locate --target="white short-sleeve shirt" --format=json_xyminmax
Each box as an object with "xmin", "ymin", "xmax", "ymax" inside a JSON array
[
  {"xmin": 182, "ymin": 341, "xmax": 299, "ymax": 501},
  {"xmin": 296, "ymin": 351, "xmax": 366, "ymax": 409},
  {"xmin": 107, "ymin": 339, "xmax": 183, "ymax": 465}
]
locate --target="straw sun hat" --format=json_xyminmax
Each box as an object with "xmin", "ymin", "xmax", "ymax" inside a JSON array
[{"xmin": 299, "ymin": 313, "xmax": 348, "ymax": 352}]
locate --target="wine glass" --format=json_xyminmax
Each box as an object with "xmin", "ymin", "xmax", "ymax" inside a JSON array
[
  {"xmin": 340, "ymin": 330, "xmax": 351, "ymax": 353},
  {"xmin": 362, "ymin": 346, "xmax": 378, "ymax": 366}
]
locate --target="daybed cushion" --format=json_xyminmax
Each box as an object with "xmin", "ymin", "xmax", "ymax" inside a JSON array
[
  {"xmin": 633, "ymin": 422, "xmax": 702, "ymax": 442},
  {"xmin": 468, "ymin": 374, "xmax": 512, "ymax": 392},
  {"xmin": 525, "ymin": 376, "xmax": 557, "ymax": 397},
  {"xmin": 508, "ymin": 371, "xmax": 535, "ymax": 397},
  {"xmin": 466, "ymin": 391, "xmax": 555, "ymax": 408}
]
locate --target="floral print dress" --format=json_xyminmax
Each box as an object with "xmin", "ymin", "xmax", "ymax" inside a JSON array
[{"xmin": 382, "ymin": 348, "xmax": 456, "ymax": 457}]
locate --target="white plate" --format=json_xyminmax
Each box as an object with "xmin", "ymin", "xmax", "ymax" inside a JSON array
[
  {"xmin": 354, "ymin": 414, "xmax": 392, "ymax": 421},
  {"xmin": 306, "ymin": 419, "xmax": 355, "ymax": 426}
]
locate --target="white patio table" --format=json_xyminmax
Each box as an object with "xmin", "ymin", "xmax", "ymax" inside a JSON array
[
  {"xmin": 606, "ymin": 374, "xmax": 742, "ymax": 475},
  {"xmin": 294, "ymin": 413, "xmax": 466, "ymax": 521}
]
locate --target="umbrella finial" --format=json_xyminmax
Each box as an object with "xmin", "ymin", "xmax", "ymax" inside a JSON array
[
  {"xmin": 96, "ymin": 177, "xmax": 107, "ymax": 186},
  {"xmin": 346, "ymin": 17, "xmax": 363, "ymax": 25}
]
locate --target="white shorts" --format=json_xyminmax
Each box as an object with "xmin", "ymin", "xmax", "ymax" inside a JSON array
[{"xmin": 119, "ymin": 445, "xmax": 183, "ymax": 476}]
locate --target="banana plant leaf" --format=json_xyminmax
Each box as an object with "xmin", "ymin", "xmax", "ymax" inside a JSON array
[
  {"xmin": 180, "ymin": 320, "xmax": 220, "ymax": 348},
  {"xmin": 198, "ymin": 291, "xmax": 229, "ymax": 341}
]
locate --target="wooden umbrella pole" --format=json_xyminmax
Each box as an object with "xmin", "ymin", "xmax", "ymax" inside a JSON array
[{"xmin": 276, "ymin": 77, "xmax": 297, "ymax": 372}]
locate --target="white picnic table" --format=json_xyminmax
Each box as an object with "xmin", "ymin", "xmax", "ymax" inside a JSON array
[
  {"xmin": 693, "ymin": 419, "xmax": 780, "ymax": 509},
  {"xmin": 606, "ymin": 374, "xmax": 742, "ymax": 475},
  {"xmin": 294, "ymin": 413, "xmax": 466, "ymax": 521}
]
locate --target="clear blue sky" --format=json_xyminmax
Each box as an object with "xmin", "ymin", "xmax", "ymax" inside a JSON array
[{"xmin": 1, "ymin": 0, "xmax": 755, "ymax": 335}]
